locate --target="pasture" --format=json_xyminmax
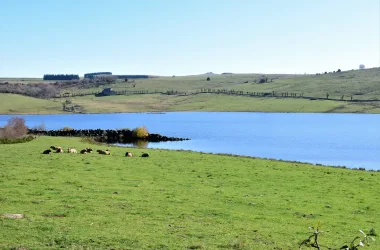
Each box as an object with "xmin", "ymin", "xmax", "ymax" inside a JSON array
[
  {"xmin": 2, "ymin": 68, "xmax": 380, "ymax": 114},
  {"xmin": 1, "ymin": 136, "xmax": 379, "ymax": 249}
]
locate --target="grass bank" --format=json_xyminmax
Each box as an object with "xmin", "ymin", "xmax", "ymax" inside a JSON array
[{"xmin": 1, "ymin": 137, "xmax": 379, "ymax": 249}]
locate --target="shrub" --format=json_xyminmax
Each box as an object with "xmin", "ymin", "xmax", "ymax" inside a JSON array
[
  {"xmin": 0, "ymin": 135, "xmax": 34, "ymax": 144},
  {"xmin": 206, "ymin": 77, "xmax": 211, "ymax": 81},
  {"xmin": 132, "ymin": 126, "xmax": 149, "ymax": 138}
]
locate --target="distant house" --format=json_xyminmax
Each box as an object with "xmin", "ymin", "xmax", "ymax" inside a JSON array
[{"xmin": 95, "ymin": 88, "xmax": 116, "ymax": 97}]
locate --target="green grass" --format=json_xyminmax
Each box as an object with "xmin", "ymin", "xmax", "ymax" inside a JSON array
[{"xmin": 1, "ymin": 136, "xmax": 379, "ymax": 249}]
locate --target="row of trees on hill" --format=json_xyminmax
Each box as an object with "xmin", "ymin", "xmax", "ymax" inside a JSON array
[
  {"xmin": 43, "ymin": 74, "xmax": 79, "ymax": 80},
  {"xmin": 84, "ymin": 72, "xmax": 112, "ymax": 79}
]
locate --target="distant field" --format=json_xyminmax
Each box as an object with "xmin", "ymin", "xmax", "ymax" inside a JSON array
[
  {"xmin": 2, "ymin": 68, "xmax": 380, "ymax": 114},
  {"xmin": 0, "ymin": 94, "xmax": 62, "ymax": 114},
  {"xmin": 70, "ymin": 94, "xmax": 380, "ymax": 113},
  {"xmin": 1, "ymin": 136, "xmax": 379, "ymax": 249},
  {"xmin": 55, "ymin": 68, "xmax": 380, "ymax": 100},
  {"xmin": 2, "ymin": 93, "xmax": 380, "ymax": 114}
]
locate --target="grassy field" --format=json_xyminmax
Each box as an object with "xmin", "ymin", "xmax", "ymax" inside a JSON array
[
  {"xmin": 0, "ymin": 94, "xmax": 63, "ymax": 114},
  {"xmin": 57, "ymin": 68, "xmax": 380, "ymax": 101},
  {"xmin": 1, "ymin": 136, "xmax": 379, "ymax": 249},
  {"xmin": 3, "ymin": 92, "xmax": 380, "ymax": 114},
  {"xmin": 71, "ymin": 94, "xmax": 380, "ymax": 113},
  {"xmin": 2, "ymin": 68, "xmax": 380, "ymax": 114}
]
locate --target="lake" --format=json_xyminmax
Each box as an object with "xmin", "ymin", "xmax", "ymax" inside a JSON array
[{"xmin": 0, "ymin": 112, "xmax": 379, "ymax": 170}]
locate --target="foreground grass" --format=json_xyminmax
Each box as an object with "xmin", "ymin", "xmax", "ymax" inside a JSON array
[{"xmin": 1, "ymin": 137, "xmax": 379, "ymax": 249}]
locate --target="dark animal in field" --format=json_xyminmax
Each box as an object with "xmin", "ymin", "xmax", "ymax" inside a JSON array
[
  {"xmin": 80, "ymin": 149, "xmax": 87, "ymax": 154},
  {"xmin": 86, "ymin": 148, "xmax": 93, "ymax": 153},
  {"xmin": 50, "ymin": 146, "xmax": 57, "ymax": 150},
  {"xmin": 141, "ymin": 153, "xmax": 149, "ymax": 157},
  {"xmin": 97, "ymin": 150, "xmax": 110, "ymax": 155},
  {"xmin": 125, "ymin": 152, "xmax": 133, "ymax": 157},
  {"xmin": 56, "ymin": 148, "xmax": 64, "ymax": 153},
  {"xmin": 42, "ymin": 149, "xmax": 52, "ymax": 154}
]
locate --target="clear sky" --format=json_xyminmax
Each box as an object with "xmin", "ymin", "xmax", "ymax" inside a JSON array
[{"xmin": 0, "ymin": 0, "xmax": 379, "ymax": 77}]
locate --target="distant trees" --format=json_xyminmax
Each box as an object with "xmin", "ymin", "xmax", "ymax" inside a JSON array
[
  {"xmin": 0, "ymin": 82, "xmax": 58, "ymax": 99},
  {"xmin": 84, "ymin": 72, "xmax": 112, "ymax": 79},
  {"xmin": 337, "ymin": 69, "xmax": 341, "ymax": 73},
  {"xmin": 96, "ymin": 75, "xmax": 117, "ymax": 83},
  {"xmin": 360, "ymin": 64, "xmax": 366, "ymax": 70},
  {"xmin": 43, "ymin": 74, "xmax": 79, "ymax": 81}
]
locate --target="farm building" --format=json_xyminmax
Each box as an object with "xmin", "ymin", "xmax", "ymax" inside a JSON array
[{"xmin": 95, "ymin": 88, "xmax": 116, "ymax": 97}]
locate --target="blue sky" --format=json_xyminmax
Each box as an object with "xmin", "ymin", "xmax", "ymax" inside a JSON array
[{"xmin": 0, "ymin": 0, "xmax": 379, "ymax": 77}]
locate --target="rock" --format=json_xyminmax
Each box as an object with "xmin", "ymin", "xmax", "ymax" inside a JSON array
[{"xmin": 3, "ymin": 213, "xmax": 24, "ymax": 219}]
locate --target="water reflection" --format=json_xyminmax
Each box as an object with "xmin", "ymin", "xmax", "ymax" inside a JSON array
[{"xmin": 132, "ymin": 140, "xmax": 148, "ymax": 149}]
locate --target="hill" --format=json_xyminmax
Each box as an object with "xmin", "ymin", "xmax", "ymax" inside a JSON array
[{"xmin": 1, "ymin": 68, "xmax": 380, "ymax": 114}]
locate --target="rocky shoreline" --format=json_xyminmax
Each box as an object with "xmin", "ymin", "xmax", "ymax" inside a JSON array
[{"xmin": 28, "ymin": 129, "xmax": 190, "ymax": 144}]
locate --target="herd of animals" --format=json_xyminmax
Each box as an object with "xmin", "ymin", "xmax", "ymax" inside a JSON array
[{"xmin": 42, "ymin": 146, "xmax": 149, "ymax": 157}]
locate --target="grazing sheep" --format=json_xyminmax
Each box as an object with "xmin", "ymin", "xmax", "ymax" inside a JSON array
[
  {"xmin": 141, "ymin": 153, "xmax": 149, "ymax": 157},
  {"xmin": 42, "ymin": 149, "xmax": 52, "ymax": 154},
  {"xmin": 97, "ymin": 150, "xmax": 110, "ymax": 155},
  {"xmin": 50, "ymin": 146, "xmax": 57, "ymax": 150},
  {"xmin": 68, "ymin": 148, "xmax": 77, "ymax": 154},
  {"xmin": 56, "ymin": 148, "xmax": 64, "ymax": 153},
  {"xmin": 80, "ymin": 149, "xmax": 87, "ymax": 154},
  {"xmin": 125, "ymin": 152, "xmax": 133, "ymax": 157},
  {"xmin": 86, "ymin": 148, "xmax": 93, "ymax": 153}
]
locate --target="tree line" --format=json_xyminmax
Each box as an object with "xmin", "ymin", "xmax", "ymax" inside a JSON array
[
  {"xmin": 84, "ymin": 72, "xmax": 112, "ymax": 79},
  {"xmin": 43, "ymin": 74, "xmax": 79, "ymax": 80}
]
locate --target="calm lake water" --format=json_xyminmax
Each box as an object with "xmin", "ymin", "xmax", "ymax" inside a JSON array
[{"xmin": 0, "ymin": 112, "xmax": 379, "ymax": 170}]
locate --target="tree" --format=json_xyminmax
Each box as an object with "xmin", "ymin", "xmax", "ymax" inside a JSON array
[
  {"xmin": 337, "ymin": 69, "xmax": 341, "ymax": 73},
  {"xmin": 360, "ymin": 64, "xmax": 365, "ymax": 70},
  {"xmin": 207, "ymin": 77, "xmax": 211, "ymax": 81},
  {"xmin": 3, "ymin": 117, "xmax": 28, "ymax": 139}
]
